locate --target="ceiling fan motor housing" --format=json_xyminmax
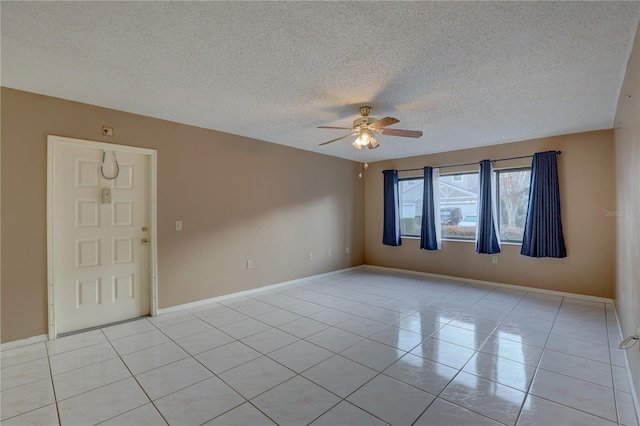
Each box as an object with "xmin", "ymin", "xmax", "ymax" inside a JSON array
[
  {"xmin": 353, "ymin": 116, "xmax": 377, "ymax": 128},
  {"xmin": 353, "ymin": 106, "xmax": 376, "ymax": 129}
]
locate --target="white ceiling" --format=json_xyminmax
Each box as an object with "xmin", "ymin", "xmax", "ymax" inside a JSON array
[{"xmin": 2, "ymin": 2, "xmax": 639, "ymax": 162}]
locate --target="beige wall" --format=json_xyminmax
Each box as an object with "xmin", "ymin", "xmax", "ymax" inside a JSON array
[
  {"xmin": 614, "ymin": 20, "xmax": 640, "ymax": 403},
  {"xmin": 0, "ymin": 86, "xmax": 625, "ymax": 346},
  {"xmin": 0, "ymin": 88, "xmax": 365, "ymax": 343},
  {"xmin": 365, "ymin": 130, "xmax": 615, "ymax": 298}
]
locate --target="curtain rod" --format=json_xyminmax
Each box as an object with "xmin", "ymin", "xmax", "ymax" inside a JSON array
[{"xmin": 395, "ymin": 150, "xmax": 562, "ymax": 173}]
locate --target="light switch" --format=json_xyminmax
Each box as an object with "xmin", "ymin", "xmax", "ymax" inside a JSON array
[{"xmin": 175, "ymin": 221, "xmax": 182, "ymax": 231}]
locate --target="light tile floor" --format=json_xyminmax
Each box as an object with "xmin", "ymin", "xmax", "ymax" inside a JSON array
[{"xmin": 1, "ymin": 269, "xmax": 639, "ymax": 425}]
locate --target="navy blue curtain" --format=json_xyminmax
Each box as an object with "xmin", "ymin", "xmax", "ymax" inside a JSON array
[
  {"xmin": 476, "ymin": 160, "xmax": 501, "ymax": 254},
  {"xmin": 382, "ymin": 169, "xmax": 401, "ymax": 246},
  {"xmin": 420, "ymin": 167, "xmax": 440, "ymax": 250},
  {"xmin": 521, "ymin": 151, "xmax": 566, "ymax": 258}
]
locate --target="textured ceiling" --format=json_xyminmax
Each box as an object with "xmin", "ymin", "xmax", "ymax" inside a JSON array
[{"xmin": 2, "ymin": 2, "xmax": 639, "ymax": 162}]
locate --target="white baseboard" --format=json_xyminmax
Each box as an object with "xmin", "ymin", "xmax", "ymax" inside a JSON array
[
  {"xmin": 157, "ymin": 266, "xmax": 363, "ymax": 315},
  {"xmin": 158, "ymin": 263, "xmax": 614, "ymax": 315},
  {"xmin": 0, "ymin": 334, "xmax": 47, "ymax": 351},
  {"xmin": 0, "ymin": 263, "xmax": 616, "ymax": 352},
  {"xmin": 362, "ymin": 264, "xmax": 614, "ymax": 303}
]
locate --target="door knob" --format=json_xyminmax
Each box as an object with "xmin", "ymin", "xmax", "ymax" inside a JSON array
[{"xmin": 141, "ymin": 238, "xmax": 149, "ymax": 244}]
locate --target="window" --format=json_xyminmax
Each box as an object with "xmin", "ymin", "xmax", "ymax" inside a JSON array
[
  {"xmin": 398, "ymin": 178, "xmax": 422, "ymax": 237},
  {"xmin": 496, "ymin": 168, "xmax": 531, "ymax": 242},
  {"xmin": 440, "ymin": 172, "xmax": 478, "ymax": 240},
  {"xmin": 399, "ymin": 167, "xmax": 531, "ymax": 243}
]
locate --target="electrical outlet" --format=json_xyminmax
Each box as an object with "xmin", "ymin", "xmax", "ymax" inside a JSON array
[
  {"xmin": 247, "ymin": 260, "xmax": 253, "ymax": 269},
  {"xmin": 492, "ymin": 256, "xmax": 498, "ymax": 264},
  {"xmin": 327, "ymin": 250, "xmax": 332, "ymax": 257},
  {"xmin": 346, "ymin": 247, "xmax": 350, "ymax": 254},
  {"xmin": 308, "ymin": 252, "xmax": 313, "ymax": 261},
  {"xmin": 175, "ymin": 221, "xmax": 182, "ymax": 231}
]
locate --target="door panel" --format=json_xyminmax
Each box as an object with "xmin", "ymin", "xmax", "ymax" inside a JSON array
[{"xmin": 53, "ymin": 142, "xmax": 150, "ymax": 334}]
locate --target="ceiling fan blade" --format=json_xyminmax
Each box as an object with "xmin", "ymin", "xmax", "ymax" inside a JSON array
[
  {"xmin": 368, "ymin": 117, "xmax": 400, "ymax": 129},
  {"xmin": 379, "ymin": 128, "xmax": 423, "ymax": 138},
  {"xmin": 317, "ymin": 126, "xmax": 354, "ymax": 130},
  {"xmin": 319, "ymin": 133, "xmax": 357, "ymax": 146}
]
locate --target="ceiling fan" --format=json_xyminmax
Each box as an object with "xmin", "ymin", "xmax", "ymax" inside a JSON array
[{"xmin": 318, "ymin": 106, "xmax": 423, "ymax": 150}]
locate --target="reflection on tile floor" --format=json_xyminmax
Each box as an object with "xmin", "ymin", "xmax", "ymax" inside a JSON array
[{"xmin": 1, "ymin": 268, "xmax": 638, "ymax": 425}]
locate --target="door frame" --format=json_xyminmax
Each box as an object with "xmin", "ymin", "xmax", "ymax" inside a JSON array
[{"xmin": 47, "ymin": 135, "xmax": 158, "ymax": 340}]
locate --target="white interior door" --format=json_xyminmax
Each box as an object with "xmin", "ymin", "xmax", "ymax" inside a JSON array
[{"xmin": 50, "ymin": 137, "xmax": 155, "ymax": 335}]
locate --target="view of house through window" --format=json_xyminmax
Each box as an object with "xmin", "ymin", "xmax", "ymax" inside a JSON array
[
  {"xmin": 496, "ymin": 168, "xmax": 532, "ymax": 242},
  {"xmin": 398, "ymin": 168, "xmax": 531, "ymax": 243},
  {"xmin": 399, "ymin": 178, "xmax": 422, "ymax": 237}
]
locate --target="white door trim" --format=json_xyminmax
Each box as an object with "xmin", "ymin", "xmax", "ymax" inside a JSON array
[{"xmin": 47, "ymin": 135, "xmax": 158, "ymax": 340}]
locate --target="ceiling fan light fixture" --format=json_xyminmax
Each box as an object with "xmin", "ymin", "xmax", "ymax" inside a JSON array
[{"xmin": 353, "ymin": 129, "xmax": 378, "ymax": 149}]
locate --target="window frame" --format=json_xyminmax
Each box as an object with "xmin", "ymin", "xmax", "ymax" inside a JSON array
[
  {"xmin": 398, "ymin": 176, "xmax": 423, "ymax": 238},
  {"xmin": 398, "ymin": 166, "xmax": 532, "ymax": 244},
  {"xmin": 439, "ymin": 171, "xmax": 478, "ymax": 241},
  {"xmin": 495, "ymin": 167, "xmax": 532, "ymax": 244}
]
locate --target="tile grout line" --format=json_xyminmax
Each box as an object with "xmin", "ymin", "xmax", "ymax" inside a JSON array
[
  {"xmin": 204, "ymin": 279, "xmax": 617, "ymax": 424},
  {"xmin": 46, "ymin": 337, "xmax": 63, "ymax": 426},
  {"xmin": 100, "ymin": 325, "xmax": 172, "ymax": 426},
  {"xmin": 516, "ymin": 298, "xmax": 624, "ymax": 425},
  {"xmin": 194, "ymin": 278, "xmax": 547, "ymax": 424},
  {"xmin": 77, "ymin": 328, "xmax": 158, "ymax": 424},
  {"xmin": 607, "ymin": 303, "xmax": 623, "ymax": 425},
  {"xmin": 189, "ymin": 276, "xmax": 441, "ymax": 424},
  {"xmin": 143, "ymin": 312, "xmax": 302, "ymax": 425},
  {"xmin": 8, "ymin": 270, "xmax": 629, "ymax": 425},
  {"xmin": 413, "ymin": 286, "xmax": 530, "ymax": 426},
  {"xmin": 512, "ymin": 292, "xmax": 563, "ymax": 425}
]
